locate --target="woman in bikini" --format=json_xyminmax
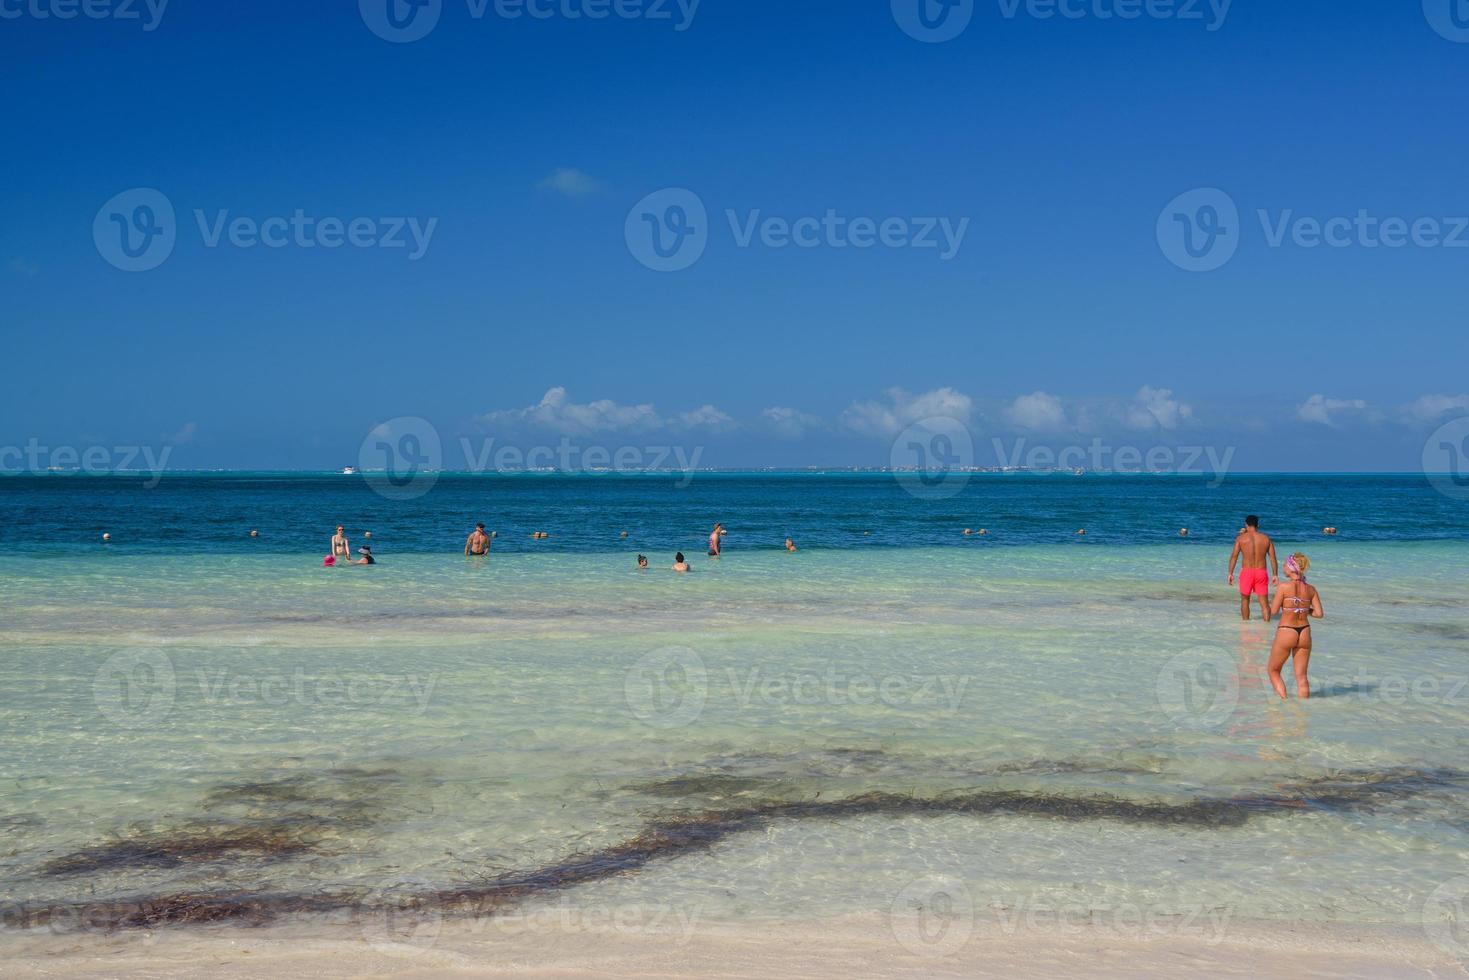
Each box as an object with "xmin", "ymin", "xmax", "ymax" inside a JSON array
[{"xmin": 1266, "ymin": 552, "xmax": 1324, "ymax": 699}]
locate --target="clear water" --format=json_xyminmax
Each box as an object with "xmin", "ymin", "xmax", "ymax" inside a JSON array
[{"xmin": 0, "ymin": 475, "xmax": 1465, "ymax": 940}]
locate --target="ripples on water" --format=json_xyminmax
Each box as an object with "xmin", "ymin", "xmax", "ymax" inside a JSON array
[{"xmin": 0, "ymin": 475, "xmax": 1466, "ymax": 938}]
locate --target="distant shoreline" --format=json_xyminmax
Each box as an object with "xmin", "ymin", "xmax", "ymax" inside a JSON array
[{"xmin": 0, "ymin": 469, "xmax": 1439, "ymax": 478}]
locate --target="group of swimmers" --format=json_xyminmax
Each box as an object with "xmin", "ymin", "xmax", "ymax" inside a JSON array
[
  {"xmin": 1228, "ymin": 515, "xmax": 1325, "ymax": 700},
  {"xmin": 325, "ymin": 513, "xmax": 1326, "ymax": 701},
  {"xmin": 331, "ymin": 520, "xmax": 795, "ymax": 573},
  {"xmin": 324, "ymin": 525, "xmax": 375, "ymax": 566}
]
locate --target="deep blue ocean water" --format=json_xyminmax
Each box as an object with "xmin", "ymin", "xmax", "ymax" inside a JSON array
[{"xmin": 0, "ymin": 472, "xmax": 1463, "ymax": 556}]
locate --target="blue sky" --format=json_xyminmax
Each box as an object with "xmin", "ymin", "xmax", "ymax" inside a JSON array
[{"xmin": 3, "ymin": 0, "xmax": 1468, "ymax": 472}]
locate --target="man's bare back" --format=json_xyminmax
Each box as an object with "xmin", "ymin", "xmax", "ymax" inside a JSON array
[
  {"xmin": 1228, "ymin": 518, "xmax": 1279, "ymax": 621},
  {"xmin": 1235, "ymin": 529, "xmax": 1273, "ymax": 569}
]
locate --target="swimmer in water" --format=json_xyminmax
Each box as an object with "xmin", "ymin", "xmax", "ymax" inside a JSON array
[
  {"xmin": 1228, "ymin": 515, "xmax": 1279, "ymax": 622},
  {"xmin": 637, "ymin": 554, "xmax": 648, "ymax": 569},
  {"xmin": 785, "ymin": 538, "xmax": 797, "ymax": 552},
  {"xmin": 354, "ymin": 545, "xmax": 376, "ymax": 566},
  {"xmin": 331, "ymin": 525, "xmax": 351, "ymax": 560},
  {"xmin": 673, "ymin": 552, "xmax": 690, "ymax": 573},
  {"xmin": 708, "ymin": 523, "xmax": 724, "ymax": 557},
  {"xmin": 1267, "ymin": 552, "xmax": 1323, "ymax": 699},
  {"xmin": 465, "ymin": 523, "xmax": 491, "ymax": 556}
]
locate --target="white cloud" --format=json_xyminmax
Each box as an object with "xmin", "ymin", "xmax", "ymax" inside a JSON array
[
  {"xmin": 481, "ymin": 387, "xmax": 659, "ymax": 435},
  {"xmin": 1123, "ymin": 386, "xmax": 1194, "ymax": 431},
  {"xmin": 840, "ymin": 387, "xmax": 972, "ymax": 437},
  {"xmin": 1298, "ymin": 394, "xmax": 1369, "ymax": 426},
  {"xmin": 760, "ymin": 407, "xmax": 823, "ymax": 439},
  {"xmin": 536, "ymin": 167, "xmax": 599, "ymax": 198},
  {"xmin": 1004, "ymin": 391, "xmax": 1067, "ymax": 431},
  {"xmin": 671, "ymin": 404, "xmax": 736, "ymax": 431},
  {"xmin": 1405, "ymin": 394, "xmax": 1469, "ymax": 421},
  {"xmin": 479, "ymin": 387, "xmax": 734, "ymax": 436}
]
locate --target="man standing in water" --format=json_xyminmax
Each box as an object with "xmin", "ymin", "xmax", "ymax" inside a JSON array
[
  {"xmin": 708, "ymin": 522, "xmax": 725, "ymax": 557},
  {"xmin": 1228, "ymin": 515, "xmax": 1278, "ymax": 621},
  {"xmin": 464, "ymin": 523, "xmax": 491, "ymax": 557}
]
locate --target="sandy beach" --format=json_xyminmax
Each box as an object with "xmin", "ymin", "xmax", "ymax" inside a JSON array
[{"xmin": 5, "ymin": 915, "xmax": 1462, "ymax": 979}]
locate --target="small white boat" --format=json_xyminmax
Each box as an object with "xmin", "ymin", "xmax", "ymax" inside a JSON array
[{"xmin": 341, "ymin": 466, "xmax": 358, "ymax": 475}]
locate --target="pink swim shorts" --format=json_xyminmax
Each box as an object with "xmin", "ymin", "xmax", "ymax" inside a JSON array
[{"xmin": 1238, "ymin": 568, "xmax": 1268, "ymax": 596}]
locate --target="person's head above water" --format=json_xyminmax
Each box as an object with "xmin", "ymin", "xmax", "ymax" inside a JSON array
[
  {"xmin": 1245, "ymin": 515, "xmax": 1259, "ymax": 529},
  {"xmin": 637, "ymin": 554, "xmax": 648, "ymax": 567},
  {"xmin": 336, "ymin": 525, "xmax": 345, "ymax": 533},
  {"xmin": 476, "ymin": 522, "xmax": 485, "ymax": 531},
  {"xmin": 675, "ymin": 552, "xmax": 685, "ymax": 563}
]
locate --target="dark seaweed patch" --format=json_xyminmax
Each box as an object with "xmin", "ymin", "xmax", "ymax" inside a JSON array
[
  {"xmin": 14, "ymin": 766, "xmax": 1465, "ymax": 934},
  {"xmin": 1404, "ymin": 622, "xmax": 1469, "ymax": 642},
  {"xmin": 40, "ymin": 828, "xmax": 318, "ymax": 876},
  {"xmin": 631, "ymin": 775, "xmax": 789, "ymax": 798},
  {"xmin": 39, "ymin": 769, "xmax": 410, "ymax": 877}
]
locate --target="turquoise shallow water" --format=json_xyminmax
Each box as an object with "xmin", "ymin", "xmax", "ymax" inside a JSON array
[{"xmin": 1, "ymin": 533, "xmax": 1466, "ymax": 938}]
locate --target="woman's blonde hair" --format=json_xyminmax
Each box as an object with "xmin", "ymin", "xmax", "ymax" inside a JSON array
[{"xmin": 1286, "ymin": 552, "xmax": 1310, "ymax": 579}]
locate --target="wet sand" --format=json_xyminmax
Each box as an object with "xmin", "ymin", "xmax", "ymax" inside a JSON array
[{"xmin": 5, "ymin": 916, "xmax": 1459, "ymax": 979}]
